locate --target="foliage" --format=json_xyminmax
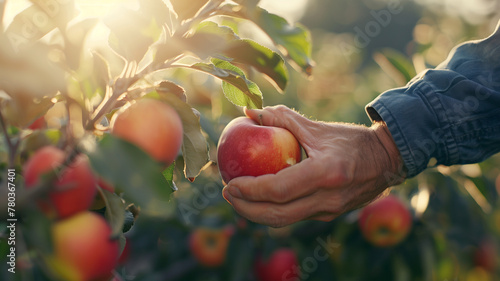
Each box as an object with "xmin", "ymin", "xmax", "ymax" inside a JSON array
[
  {"xmin": 0, "ymin": 0, "xmax": 311, "ymax": 280},
  {"xmin": 0, "ymin": 0, "xmax": 499, "ymax": 280}
]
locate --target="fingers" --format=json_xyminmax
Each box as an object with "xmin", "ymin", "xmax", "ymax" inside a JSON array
[
  {"xmin": 225, "ymin": 192, "xmax": 322, "ymax": 227},
  {"xmin": 224, "ymin": 184, "xmax": 346, "ymax": 227},
  {"xmin": 221, "ymin": 157, "xmax": 354, "ymax": 227},
  {"xmin": 244, "ymin": 105, "xmax": 308, "ymax": 129},
  {"xmin": 245, "ymin": 105, "xmax": 309, "ymax": 136},
  {"xmin": 223, "ymin": 158, "xmax": 320, "ymax": 204}
]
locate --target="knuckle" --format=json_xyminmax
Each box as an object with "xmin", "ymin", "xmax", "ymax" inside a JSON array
[
  {"xmin": 269, "ymin": 104, "xmax": 288, "ymax": 113},
  {"xmin": 266, "ymin": 105, "xmax": 290, "ymax": 121},
  {"xmin": 321, "ymin": 159, "xmax": 352, "ymax": 187}
]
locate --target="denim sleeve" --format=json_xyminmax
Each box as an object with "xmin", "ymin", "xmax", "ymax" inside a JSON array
[{"xmin": 366, "ymin": 21, "xmax": 500, "ymax": 178}]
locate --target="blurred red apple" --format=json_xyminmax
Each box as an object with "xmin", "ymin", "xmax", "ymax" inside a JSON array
[
  {"xmin": 118, "ymin": 238, "xmax": 131, "ymax": 265},
  {"xmin": 474, "ymin": 238, "xmax": 497, "ymax": 272},
  {"xmin": 189, "ymin": 227, "xmax": 233, "ymax": 267},
  {"xmin": 27, "ymin": 116, "xmax": 46, "ymax": 130},
  {"xmin": 110, "ymin": 98, "xmax": 183, "ymax": 166},
  {"xmin": 217, "ymin": 117, "xmax": 301, "ymax": 184},
  {"xmin": 23, "ymin": 146, "xmax": 97, "ymax": 219},
  {"xmin": 358, "ymin": 195, "xmax": 412, "ymax": 247},
  {"xmin": 52, "ymin": 211, "xmax": 120, "ymax": 281},
  {"xmin": 254, "ymin": 248, "xmax": 299, "ymax": 281}
]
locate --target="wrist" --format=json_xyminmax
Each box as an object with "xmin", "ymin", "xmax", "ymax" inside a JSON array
[{"xmin": 371, "ymin": 121, "xmax": 407, "ymax": 186}]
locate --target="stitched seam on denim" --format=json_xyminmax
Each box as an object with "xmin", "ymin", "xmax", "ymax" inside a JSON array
[
  {"xmin": 370, "ymin": 101, "xmax": 417, "ymax": 177},
  {"xmin": 416, "ymin": 82, "xmax": 460, "ymax": 166}
]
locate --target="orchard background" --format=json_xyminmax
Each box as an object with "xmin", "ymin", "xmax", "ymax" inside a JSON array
[{"xmin": 0, "ymin": 0, "xmax": 499, "ymax": 280}]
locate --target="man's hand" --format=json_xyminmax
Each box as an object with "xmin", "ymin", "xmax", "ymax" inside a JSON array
[{"xmin": 221, "ymin": 105, "xmax": 405, "ymax": 228}]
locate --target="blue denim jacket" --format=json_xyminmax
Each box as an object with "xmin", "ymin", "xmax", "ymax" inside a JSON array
[{"xmin": 366, "ymin": 21, "xmax": 500, "ymax": 178}]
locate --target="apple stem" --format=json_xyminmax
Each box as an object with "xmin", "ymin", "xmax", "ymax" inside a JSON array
[{"xmin": 258, "ymin": 114, "xmax": 264, "ymax": 126}]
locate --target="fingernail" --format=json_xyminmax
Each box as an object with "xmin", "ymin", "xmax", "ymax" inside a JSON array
[
  {"xmin": 244, "ymin": 107, "xmax": 262, "ymax": 116},
  {"xmin": 222, "ymin": 186, "xmax": 233, "ymax": 204},
  {"xmin": 227, "ymin": 184, "xmax": 242, "ymax": 198},
  {"xmin": 223, "ymin": 184, "xmax": 243, "ymax": 204}
]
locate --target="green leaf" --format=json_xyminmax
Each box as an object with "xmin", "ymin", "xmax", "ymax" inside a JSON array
[
  {"xmin": 153, "ymin": 32, "xmax": 230, "ymax": 63},
  {"xmin": 21, "ymin": 210, "xmax": 54, "ymax": 255},
  {"xmin": 2, "ymin": 95, "xmax": 55, "ymax": 129},
  {"xmin": 224, "ymin": 39, "xmax": 288, "ymax": 92},
  {"xmin": 22, "ymin": 129, "xmax": 62, "ymax": 154},
  {"xmin": 195, "ymin": 21, "xmax": 288, "ymax": 92},
  {"xmin": 194, "ymin": 20, "xmax": 240, "ymax": 40},
  {"xmin": 154, "ymin": 20, "xmax": 289, "ymax": 94},
  {"xmin": 153, "ymin": 21, "xmax": 235, "ymax": 63},
  {"xmin": 162, "ymin": 162, "xmax": 178, "ymax": 191},
  {"xmin": 154, "ymin": 21, "xmax": 288, "ymax": 93},
  {"xmin": 374, "ymin": 49, "xmax": 416, "ymax": 85},
  {"xmin": 170, "ymin": 0, "xmax": 209, "ymax": 21},
  {"xmin": 255, "ymin": 10, "xmax": 313, "ymax": 76},
  {"xmin": 102, "ymin": 189, "xmax": 126, "ymax": 238},
  {"xmin": 189, "ymin": 59, "xmax": 263, "ymax": 108},
  {"xmin": 118, "ymin": 234, "xmax": 127, "ymax": 260},
  {"xmin": 87, "ymin": 134, "xmax": 173, "ymax": 218},
  {"xmin": 157, "ymin": 80, "xmax": 186, "ymax": 102},
  {"xmin": 217, "ymin": 60, "xmax": 263, "ymax": 109},
  {"xmin": 147, "ymin": 89, "xmax": 211, "ymax": 181},
  {"xmin": 122, "ymin": 209, "xmax": 135, "ymax": 233},
  {"xmin": 233, "ymin": 0, "xmax": 260, "ymax": 7},
  {"xmin": 221, "ymin": 5, "xmax": 313, "ymax": 76}
]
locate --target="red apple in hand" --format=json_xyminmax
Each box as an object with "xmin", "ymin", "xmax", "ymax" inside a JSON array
[
  {"xmin": 358, "ymin": 195, "xmax": 412, "ymax": 247},
  {"xmin": 217, "ymin": 117, "xmax": 301, "ymax": 184}
]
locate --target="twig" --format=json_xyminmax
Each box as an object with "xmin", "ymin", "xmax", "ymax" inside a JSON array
[
  {"xmin": 86, "ymin": 62, "xmax": 137, "ymax": 131},
  {"xmin": 85, "ymin": 0, "xmax": 224, "ymax": 131}
]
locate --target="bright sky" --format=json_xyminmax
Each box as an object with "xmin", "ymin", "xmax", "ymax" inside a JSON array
[{"xmin": 414, "ymin": 0, "xmax": 496, "ymax": 24}]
